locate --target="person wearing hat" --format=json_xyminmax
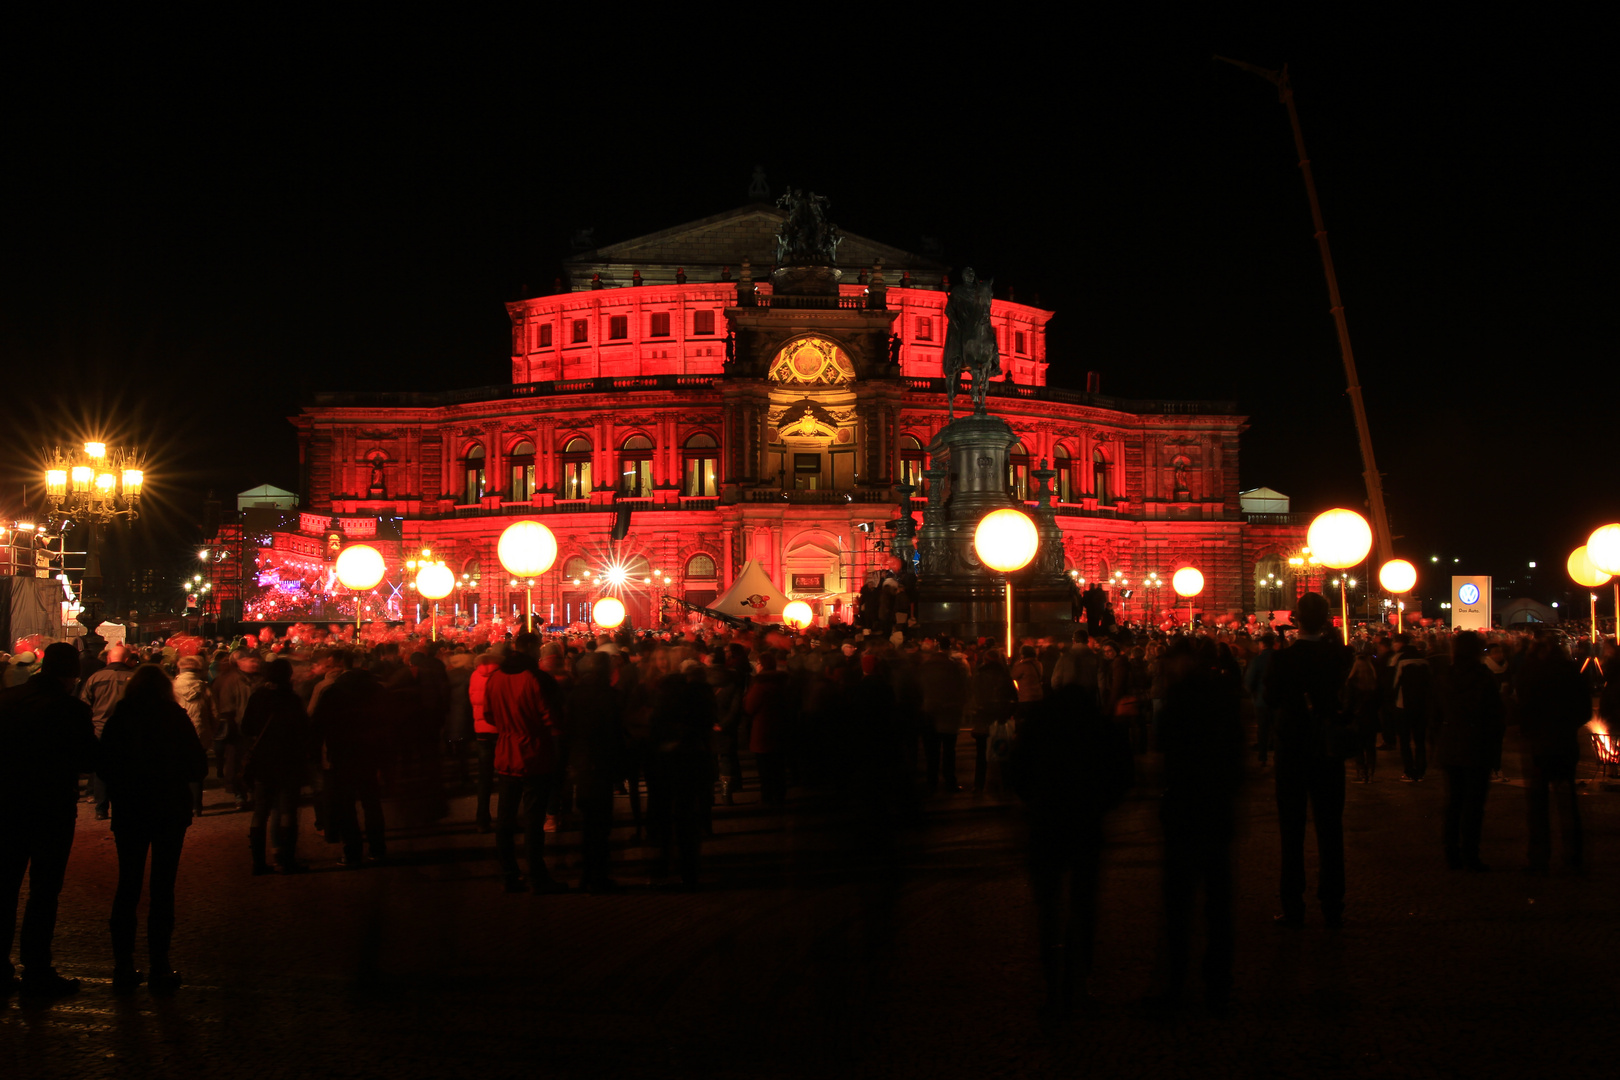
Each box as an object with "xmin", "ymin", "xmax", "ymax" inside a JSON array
[
  {"xmin": 4, "ymin": 652, "xmax": 39, "ymax": 690},
  {"xmin": 79, "ymin": 643, "xmax": 138, "ymax": 820},
  {"xmin": 1, "ymin": 642, "xmax": 97, "ymax": 997}
]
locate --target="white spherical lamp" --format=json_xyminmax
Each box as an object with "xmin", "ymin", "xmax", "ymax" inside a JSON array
[
  {"xmin": 1307, "ymin": 509, "xmax": 1373, "ymax": 569},
  {"xmin": 334, "ymin": 544, "xmax": 386, "ymax": 591},
  {"xmin": 415, "ymin": 561, "xmax": 455, "ymax": 600},
  {"xmin": 1587, "ymin": 523, "xmax": 1620, "ymax": 576},
  {"xmin": 1567, "ymin": 546, "xmax": 1612, "ymax": 588},
  {"xmin": 1378, "ymin": 559, "xmax": 1417, "ymax": 595},
  {"xmin": 1171, "ymin": 567, "xmax": 1205, "ymax": 598},
  {"xmin": 782, "ymin": 600, "xmax": 814, "ymax": 631},
  {"xmin": 973, "ymin": 509, "xmax": 1039, "ymax": 574},
  {"xmin": 497, "ymin": 520, "xmax": 558, "ymax": 579},
  {"xmin": 592, "ymin": 596, "xmax": 627, "ymax": 629}
]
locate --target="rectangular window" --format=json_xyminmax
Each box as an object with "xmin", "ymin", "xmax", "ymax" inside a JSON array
[
  {"xmin": 510, "ymin": 464, "xmax": 534, "ymax": 501},
  {"xmin": 538, "ymin": 324, "xmax": 553, "ymax": 348},
  {"xmin": 562, "ymin": 460, "xmax": 592, "ymax": 499},
  {"xmin": 693, "ymin": 309, "xmax": 715, "ymax": 335},
  {"xmin": 683, "ymin": 456, "xmax": 718, "ymax": 496},
  {"xmin": 917, "ymin": 316, "xmax": 933, "ymax": 341},
  {"xmin": 794, "ymin": 452, "xmax": 821, "ymax": 491},
  {"xmin": 572, "ymin": 319, "xmax": 589, "ymax": 344},
  {"xmin": 1015, "ymin": 330, "xmax": 1027, "ymax": 355},
  {"xmin": 464, "ymin": 467, "xmax": 485, "ymax": 505},
  {"xmin": 649, "ymin": 312, "xmax": 670, "ymax": 337},
  {"xmin": 609, "ymin": 315, "xmax": 628, "ymax": 340}
]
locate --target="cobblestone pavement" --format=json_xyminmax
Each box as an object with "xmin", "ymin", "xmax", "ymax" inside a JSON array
[{"xmin": 4, "ymin": 733, "xmax": 1616, "ymax": 1080}]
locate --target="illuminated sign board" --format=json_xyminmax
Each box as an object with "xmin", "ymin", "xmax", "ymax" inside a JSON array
[{"xmin": 1451, "ymin": 575, "xmax": 1491, "ymax": 630}]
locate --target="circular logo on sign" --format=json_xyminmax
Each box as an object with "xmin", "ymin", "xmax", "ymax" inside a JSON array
[{"xmin": 1459, "ymin": 583, "xmax": 1480, "ymax": 605}]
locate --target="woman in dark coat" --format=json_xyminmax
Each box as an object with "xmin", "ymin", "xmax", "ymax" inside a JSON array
[
  {"xmin": 1435, "ymin": 632, "xmax": 1506, "ymax": 871},
  {"xmin": 240, "ymin": 659, "xmax": 312, "ymax": 874},
  {"xmin": 97, "ymin": 664, "xmax": 209, "ymax": 993}
]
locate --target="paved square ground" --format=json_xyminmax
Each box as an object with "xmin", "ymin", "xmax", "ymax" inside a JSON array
[{"xmin": 4, "ymin": 736, "xmax": 1616, "ymax": 1079}]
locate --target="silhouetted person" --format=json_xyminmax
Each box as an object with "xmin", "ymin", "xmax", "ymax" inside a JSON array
[
  {"xmin": 568, "ymin": 652, "xmax": 624, "ymax": 893},
  {"xmin": 1435, "ymin": 632, "xmax": 1505, "ymax": 871},
  {"xmin": 1515, "ymin": 631, "xmax": 1588, "ymax": 873},
  {"xmin": 312, "ymin": 652, "xmax": 389, "ymax": 866},
  {"xmin": 240, "ymin": 659, "xmax": 312, "ymax": 874},
  {"xmin": 646, "ymin": 664, "xmax": 715, "ymax": 889},
  {"xmin": 97, "ymin": 664, "xmax": 209, "ymax": 993},
  {"xmin": 1, "ymin": 643, "xmax": 96, "ymax": 997},
  {"xmin": 1012, "ymin": 683, "xmax": 1133, "ymax": 1017},
  {"xmin": 1265, "ymin": 593, "xmax": 1354, "ymax": 928},
  {"xmin": 1153, "ymin": 637, "xmax": 1245, "ymax": 1014},
  {"xmin": 1390, "ymin": 633, "xmax": 1434, "ymax": 782}
]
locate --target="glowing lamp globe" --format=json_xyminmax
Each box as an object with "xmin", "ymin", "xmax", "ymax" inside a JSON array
[
  {"xmin": 593, "ymin": 596, "xmax": 627, "ymax": 629},
  {"xmin": 1307, "ymin": 509, "xmax": 1373, "ymax": 569},
  {"xmin": 1567, "ymin": 545, "xmax": 1612, "ymax": 588},
  {"xmin": 782, "ymin": 600, "xmax": 814, "ymax": 631},
  {"xmin": 415, "ymin": 561, "xmax": 455, "ymax": 600},
  {"xmin": 973, "ymin": 509, "xmax": 1039, "ymax": 574},
  {"xmin": 1171, "ymin": 567, "xmax": 1205, "ymax": 598},
  {"xmin": 1379, "ymin": 559, "xmax": 1418, "ymax": 594},
  {"xmin": 1587, "ymin": 523, "xmax": 1620, "ymax": 576},
  {"xmin": 497, "ymin": 520, "xmax": 558, "ymax": 579},
  {"xmin": 334, "ymin": 544, "xmax": 386, "ymax": 591}
]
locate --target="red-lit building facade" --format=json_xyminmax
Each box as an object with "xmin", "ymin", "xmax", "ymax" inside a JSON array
[{"xmin": 262, "ymin": 204, "xmax": 1304, "ymax": 630}]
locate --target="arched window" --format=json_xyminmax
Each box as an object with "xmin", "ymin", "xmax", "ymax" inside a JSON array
[
  {"xmin": 686, "ymin": 553, "xmax": 717, "ymax": 579},
  {"xmin": 682, "ymin": 432, "xmax": 718, "ymax": 496},
  {"xmin": 898, "ymin": 434, "xmax": 927, "ymax": 491},
  {"xmin": 1093, "ymin": 448, "xmax": 1112, "ymax": 506},
  {"xmin": 462, "ymin": 444, "xmax": 486, "ymax": 505},
  {"xmin": 508, "ymin": 441, "xmax": 535, "ymax": 501},
  {"xmin": 620, "ymin": 434, "xmax": 653, "ymax": 497},
  {"xmin": 1052, "ymin": 444, "xmax": 1073, "ymax": 502},
  {"xmin": 1008, "ymin": 441, "xmax": 1030, "ymax": 501},
  {"xmin": 560, "ymin": 437, "xmax": 592, "ymax": 499},
  {"xmin": 623, "ymin": 553, "xmax": 652, "ymax": 580},
  {"xmin": 561, "ymin": 555, "xmax": 590, "ymax": 582}
]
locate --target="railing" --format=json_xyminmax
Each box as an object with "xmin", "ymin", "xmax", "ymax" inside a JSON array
[
  {"xmin": 313, "ymin": 373, "xmax": 720, "ymax": 408},
  {"xmin": 743, "ymin": 488, "xmax": 891, "ymax": 504},
  {"xmin": 680, "ymin": 496, "xmax": 720, "ymax": 511},
  {"xmin": 900, "ymin": 377, "xmax": 1238, "ymax": 416},
  {"xmin": 734, "ymin": 293, "xmax": 876, "ymax": 311},
  {"xmin": 1244, "ymin": 512, "xmax": 1308, "ymax": 526}
]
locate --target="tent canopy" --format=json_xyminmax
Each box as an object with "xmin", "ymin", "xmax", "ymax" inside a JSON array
[
  {"xmin": 1499, "ymin": 597, "xmax": 1557, "ymax": 626},
  {"xmin": 1239, "ymin": 486, "xmax": 1291, "ymax": 514},
  {"xmin": 709, "ymin": 560, "xmax": 791, "ymax": 621}
]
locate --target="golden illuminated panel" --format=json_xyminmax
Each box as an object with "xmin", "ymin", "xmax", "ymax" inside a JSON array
[{"xmin": 768, "ymin": 337, "xmax": 854, "ymax": 384}]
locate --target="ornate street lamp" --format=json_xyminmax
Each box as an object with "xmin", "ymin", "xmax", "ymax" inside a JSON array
[
  {"xmin": 1308, "ymin": 509, "xmax": 1373, "ymax": 644},
  {"xmin": 1378, "ymin": 559, "xmax": 1418, "ymax": 633},
  {"xmin": 42, "ymin": 440, "xmax": 144, "ymax": 630},
  {"xmin": 1172, "ymin": 566, "xmax": 1204, "ymax": 629},
  {"xmin": 974, "ymin": 508, "xmax": 1039, "ymax": 659},
  {"xmin": 497, "ymin": 520, "xmax": 558, "ymax": 633}
]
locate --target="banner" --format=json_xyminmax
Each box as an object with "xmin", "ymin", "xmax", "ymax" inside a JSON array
[{"xmin": 1451, "ymin": 576, "xmax": 1491, "ymax": 630}]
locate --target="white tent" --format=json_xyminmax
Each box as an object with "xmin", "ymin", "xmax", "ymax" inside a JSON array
[
  {"xmin": 709, "ymin": 560, "xmax": 792, "ymax": 621},
  {"xmin": 1239, "ymin": 486, "xmax": 1291, "ymax": 514}
]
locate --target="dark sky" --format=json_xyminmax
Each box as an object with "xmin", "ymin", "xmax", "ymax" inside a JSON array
[{"xmin": 3, "ymin": 17, "xmax": 1611, "ymax": 606}]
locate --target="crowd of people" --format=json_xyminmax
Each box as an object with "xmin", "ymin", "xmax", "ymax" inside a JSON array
[{"xmin": 2, "ymin": 598, "xmax": 1615, "ymax": 1017}]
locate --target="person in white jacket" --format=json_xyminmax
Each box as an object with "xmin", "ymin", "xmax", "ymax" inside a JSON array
[{"xmin": 173, "ymin": 656, "xmax": 215, "ymax": 816}]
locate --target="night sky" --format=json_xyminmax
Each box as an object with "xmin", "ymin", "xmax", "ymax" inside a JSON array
[{"xmin": 4, "ymin": 20, "xmax": 1610, "ymax": 609}]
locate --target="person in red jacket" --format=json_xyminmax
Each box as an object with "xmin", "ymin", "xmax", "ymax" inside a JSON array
[
  {"xmin": 468, "ymin": 652, "xmax": 500, "ymax": 833},
  {"xmin": 484, "ymin": 634, "xmax": 567, "ymax": 893}
]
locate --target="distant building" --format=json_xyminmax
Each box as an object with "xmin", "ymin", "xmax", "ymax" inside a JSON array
[{"xmin": 218, "ymin": 203, "xmax": 1307, "ymax": 628}]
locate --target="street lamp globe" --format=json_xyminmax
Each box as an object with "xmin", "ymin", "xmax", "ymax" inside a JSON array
[
  {"xmin": 1379, "ymin": 559, "xmax": 1418, "ymax": 594},
  {"xmin": 1567, "ymin": 546, "xmax": 1611, "ymax": 588},
  {"xmin": 782, "ymin": 600, "xmax": 814, "ymax": 631},
  {"xmin": 973, "ymin": 509, "xmax": 1039, "ymax": 574},
  {"xmin": 593, "ymin": 596, "xmax": 627, "ymax": 629},
  {"xmin": 497, "ymin": 520, "xmax": 558, "ymax": 579},
  {"xmin": 1587, "ymin": 523, "xmax": 1620, "ymax": 576},
  {"xmin": 334, "ymin": 544, "xmax": 386, "ymax": 591},
  {"xmin": 1171, "ymin": 566, "xmax": 1204, "ymax": 598},
  {"xmin": 1307, "ymin": 509, "xmax": 1373, "ymax": 569},
  {"xmin": 415, "ymin": 561, "xmax": 455, "ymax": 600}
]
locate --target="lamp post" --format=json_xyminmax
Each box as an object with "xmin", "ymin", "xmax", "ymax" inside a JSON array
[
  {"xmin": 1586, "ymin": 524, "xmax": 1620, "ymax": 640},
  {"xmin": 413, "ymin": 560, "xmax": 454, "ymax": 641},
  {"xmin": 1109, "ymin": 569, "xmax": 1131, "ymax": 622},
  {"xmin": 1379, "ymin": 559, "xmax": 1417, "ymax": 633},
  {"xmin": 42, "ymin": 440, "xmax": 145, "ymax": 631},
  {"xmin": 1567, "ymin": 545, "xmax": 1612, "ymax": 644},
  {"xmin": 1307, "ymin": 509, "xmax": 1373, "ymax": 645},
  {"xmin": 497, "ymin": 520, "xmax": 558, "ymax": 633},
  {"xmin": 334, "ymin": 543, "xmax": 386, "ymax": 633},
  {"xmin": 1172, "ymin": 566, "xmax": 1204, "ymax": 630},
  {"xmin": 973, "ymin": 508, "xmax": 1039, "ymax": 659},
  {"xmin": 1142, "ymin": 571, "xmax": 1163, "ymax": 625}
]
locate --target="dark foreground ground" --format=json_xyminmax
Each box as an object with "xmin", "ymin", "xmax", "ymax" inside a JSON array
[{"xmin": 4, "ymin": 731, "xmax": 1616, "ymax": 1080}]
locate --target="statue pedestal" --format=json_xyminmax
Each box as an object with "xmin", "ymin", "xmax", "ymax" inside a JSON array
[{"xmin": 912, "ymin": 413, "xmax": 1074, "ymax": 643}]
